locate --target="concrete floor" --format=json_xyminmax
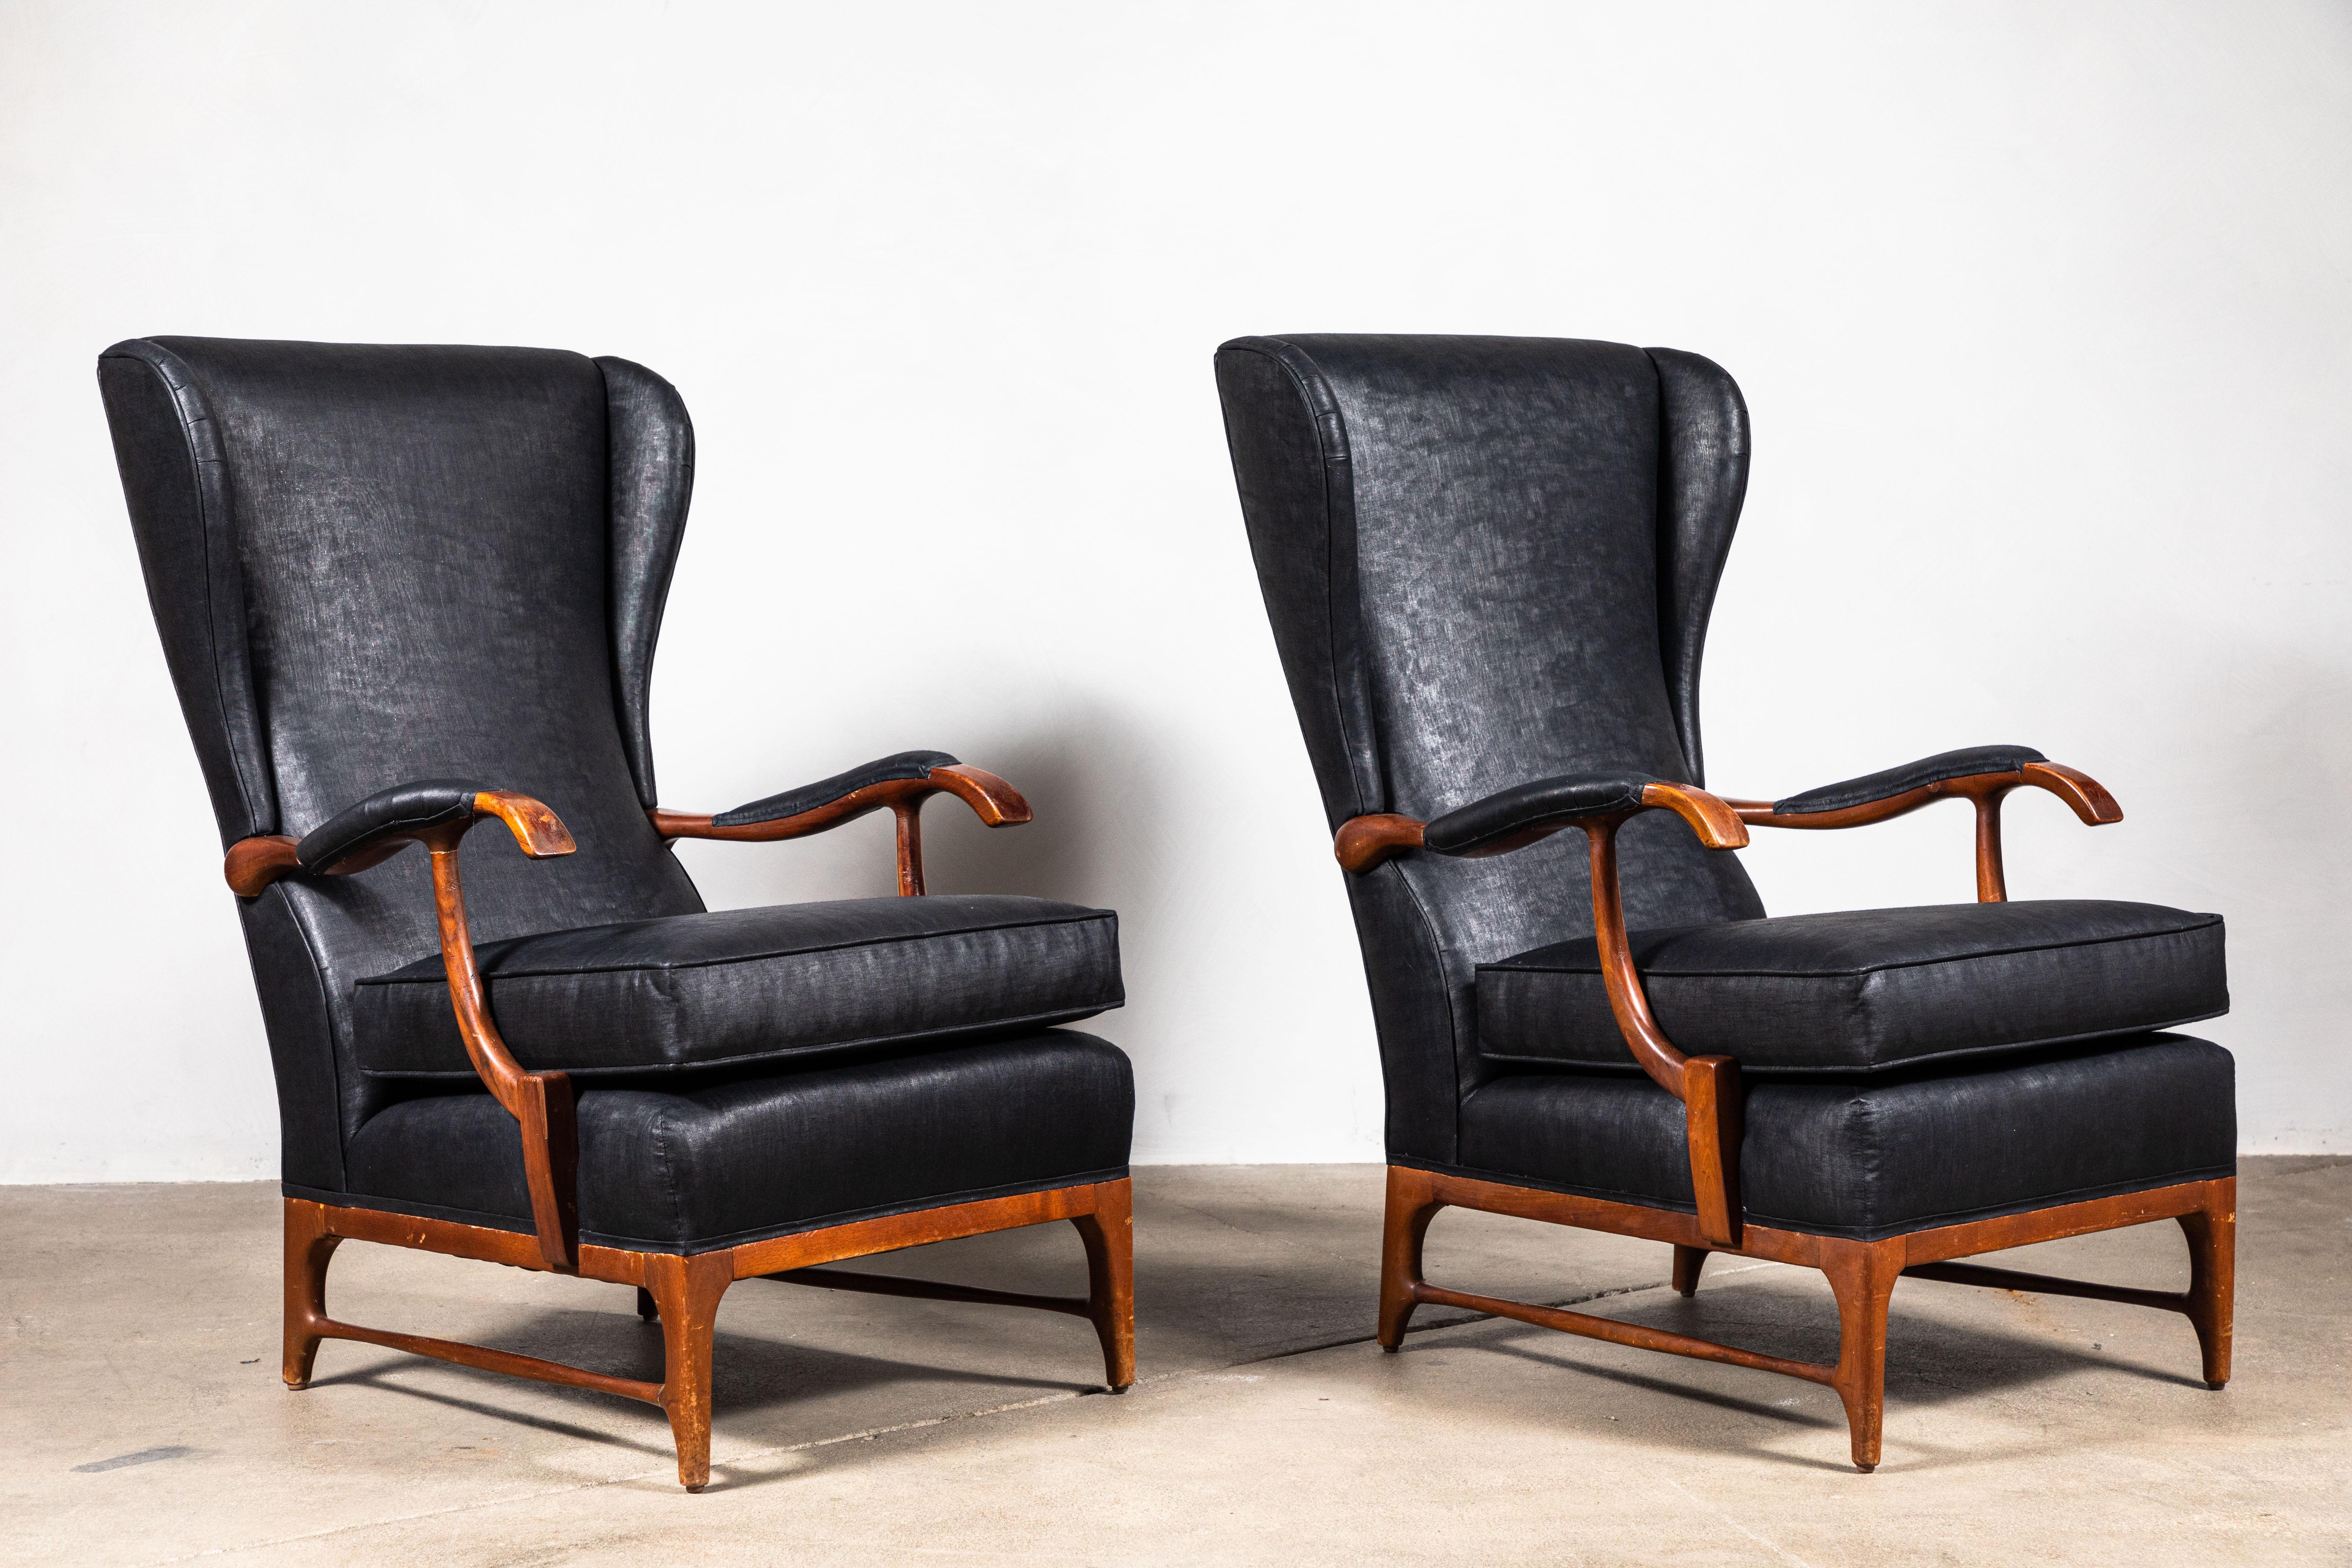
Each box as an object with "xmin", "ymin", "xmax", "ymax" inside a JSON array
[{"xmin": 3, "ymin": 1160, "xmax": 2346, "ymax": 1566}]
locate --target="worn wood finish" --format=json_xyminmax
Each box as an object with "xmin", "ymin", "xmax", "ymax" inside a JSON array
[
  {"xmin": 280, "ymin": 1176, "xmax": 1135, "ymax": 1490},
  {"xmin": 893, "ymin": 802, "xmax": 926, "ymax": 895},
  {"xmin": 2178, "ymin": 1191, "xmax": 2237, "ymax": 1387},
  {"xmin": 1380, "ymin": 1168, "xmax": 2234, "ymax": 1471},
  {"xmin": 1671, "ymin": 1244, "xmax": 1709, "ymax": 1297},
  {"xmin": 646, "ymin": 1249, "xmax": 736, "ymax": 1490},
  {"xmin": 1333, "ymin": 813, "xmax": 1426, "ymax": 873},
  {"xmin": 1070, "ymin": 1176, "xmax": 1138, "ymax": 1390}
]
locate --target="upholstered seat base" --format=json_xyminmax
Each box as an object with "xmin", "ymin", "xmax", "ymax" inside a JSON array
[
  {"xmin": 329, "ymin": 1030, "xmax": 1134, "ymax": 1253},
  {"xmin": 1451, "ymin": 1032, "xmax": 2233, "ymax": 1241}
]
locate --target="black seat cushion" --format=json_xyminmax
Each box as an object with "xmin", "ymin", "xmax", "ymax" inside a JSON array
[
  {"xmin": 1476, "ymin": 899, "xmax": 2225, "ymax": 1076},
  {"xmin": 1450, "ymin": 1033, "xmax": 2234, "ymax": 1241},
  {"xmin": 327, "ymin": 1030, "xmax": 1134, "ymax": 1252},
  {"xmin": 353, "ymin": 895, "xmax": 1121, "ymax": 1079}
]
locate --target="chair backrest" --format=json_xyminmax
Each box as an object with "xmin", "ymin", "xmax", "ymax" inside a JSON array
[
  {"xmin": 1216, "ymin": 335, "xmax": 1767, "ymax": 1164},
  {"xmin": 100, "ymin": 337, "xmax": 703, "ymax": 1191}
]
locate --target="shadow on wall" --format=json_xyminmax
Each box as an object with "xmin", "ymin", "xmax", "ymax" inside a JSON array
[{"xmin": 922, "ymin": 699, "xmax": 1170, "ymax": 923}]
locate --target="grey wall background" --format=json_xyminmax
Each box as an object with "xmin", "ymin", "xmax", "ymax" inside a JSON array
[{"xmin": 4, "ymin": 1, "xmax": 2347, "ymax": 1179}]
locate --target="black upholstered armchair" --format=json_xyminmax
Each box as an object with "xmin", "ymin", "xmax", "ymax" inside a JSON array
[
  {"xmin": 101, "ymin": 337, "xmax": 1135, "ymax": 1491},
  {"xmin": 1217, "ymin": 334, "xmax": 2233, "ymax": 1471}
]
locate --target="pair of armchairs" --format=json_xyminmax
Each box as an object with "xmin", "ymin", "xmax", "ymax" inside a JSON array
[{"xmin": 103, "ymin": 333, "xmax": 2231, "ymax": 1488}]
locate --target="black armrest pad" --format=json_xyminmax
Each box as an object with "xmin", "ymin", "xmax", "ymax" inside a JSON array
[
  {"xmin": 1771, "ymin": 745, "xmax": 2044, "ymax": 816},
  {"xmin": 713, "ymin": 750, "xmax": 959, "ymax": 827},
  {"xmin": 296, "ymin": 778, "xmax": 488, "ymax": 871},
  {"xmin": 1423, "ymin": 771, "xmax": 1660, "ymax": 854}
]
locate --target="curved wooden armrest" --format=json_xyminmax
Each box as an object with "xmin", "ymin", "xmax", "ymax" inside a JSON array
[
  {"xmin": 1331, "ymin": 787, "xmax": 1748, "ymax": 1245},
  {"xmin": 1723, "ymin": 760, "xmax": 2121, "ymax": 903},
  {"xmin": 222, "ymin": 790, "xmax": 580, "ymax": 1272},
  {"xmin": 1332, "ymin": 782, "xmax": 1748, "ymax": 874},
  {"xmin": 651, "ymin": 762, "xmax": 1031, "ymax": 897}
]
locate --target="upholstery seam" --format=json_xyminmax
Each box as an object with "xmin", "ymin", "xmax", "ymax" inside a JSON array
[
  {"xmin": 355, "ymin": 909, "xmax": 1115, "ymax": 984},
  {"xmin": 1475, "ymin": 916, "xmax": 2223, "ymax": 981}
]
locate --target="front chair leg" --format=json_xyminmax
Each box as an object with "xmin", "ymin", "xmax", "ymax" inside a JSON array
[
  {"xmin": 1672, "ymin": 1245, "xmax": 1709, "ymax": 1298},
  {"xmin": 1069, "ymin": 1178, "xmax": 1136, "ymax": 1391},
  {"xmin": 2178, "ymin": 1179, "xmax": 2236, "ymax": 1389},
  {"xmin": 1379, "ymin": 1166, "xmax": 1444, "ymax": 1351},
  {"xmin": 1821, "ymin": 1238, "xmax": 1905, "ymax": 1472},
  {"xmin": 282, "ymin": 1198, "xmax": 341, "ymax": 1389},
  {"xmin": 645, "ymin": 1251, "xmax": 736, "ymax": 1491}
]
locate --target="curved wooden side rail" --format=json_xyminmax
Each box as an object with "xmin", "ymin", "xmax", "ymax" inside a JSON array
[
  {"xmin": 1724, "ymin": 761, "xmax": 2122, "ymax": 904},
  {"xmin": 1331, "ymin": 786, "xmax": 1751, "ymax": 1247},
  {"xmin": 282, "ymin": 1175, "xmax": 1135, "ymax": 1491},
  {"xmin": 227, "ymin": 793, "xmax": 580, "ymax": 1270},
  {"xmin": 651, "ymin": 763, "xmax": 1031, "ymax": 897},
  {"xmin": 1377, "ymin": 1166, "xmax": 2234, "ymax": 1471}
]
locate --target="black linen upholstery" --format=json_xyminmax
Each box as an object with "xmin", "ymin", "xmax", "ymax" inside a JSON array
[
  {"xmin": 1217, "ymin": 333, "xmax": 2234, "ymax": 1238},
  {"xmin": 336, "ymin": 1031, "xmax": 1134, "ymax": 1253},
  {"xmin": 1477, "ymin": 900, "xmax": 2227, "ymax": 1076},
  {"xmin": 355, "ymin": 895, "xmax": 1122, "ymax": 1078},
  {"xmin": 1773, "ymin": 745, "xmax": 2045, "ymax": 815},
  {"xmin": 1216, "ymin": 335, "xmax": 1765, "ymax": 1163},
  {"xmin": 102, "ymin": 335, "xmax": 1132, "ymax": 1230},
  {"xmin": 1452, "ymin": 1035, "xmax": 2235, "ymax": 1241}
]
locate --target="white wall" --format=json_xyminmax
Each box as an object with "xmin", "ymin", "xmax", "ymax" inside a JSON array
[{"xmin": 4, "ymin": 1, "xmax": 2347, "ymax": 1181}]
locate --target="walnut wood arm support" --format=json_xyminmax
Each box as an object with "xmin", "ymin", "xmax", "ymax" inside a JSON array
[
  {"xmin": 223, "ymin": 786, "xmax": 582, "ymax": 1271},
  {"xmin": 648, "ymin": 762, "xmax": 1031, "ymax": 897},
  {"xmin": 1332, "ymin": 782, "xmax": 1750, "ymax": 1246},
  {"xmin": 1722, "ymin": 759, "xmax": 2121, "ymax": 903}
]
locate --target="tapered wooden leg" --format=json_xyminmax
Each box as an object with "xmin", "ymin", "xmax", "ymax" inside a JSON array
[
  {"xmin": 1069, "ymin": 1178, "xmax": 1136, "ymax": 1391},
  {"xmin": 2178, "ymin": 1178, "xmax": 2236, "ymax": 1389},
  {"xmin": 1672, "ymin": 1245, "xmax": 1709, "ymax": 1298},
  {"xmin": 1379, "ymin": 1166, "xmax": 1444, "ymax": 1351},
  {"xmin": 1821, "ymin": 1238, "xmax": 1904, "ymax": 1472},
  {"xmin": 645, "ymin": 1251, "xmax": 735, "ymax": 1491},
  {"xmin": 283, "ymin": 1199, "xmax": 341, "ymax": 1390},
  {"xmin": 635, "ymin": 1286, "xmax": 658, "ymax": 1322}
]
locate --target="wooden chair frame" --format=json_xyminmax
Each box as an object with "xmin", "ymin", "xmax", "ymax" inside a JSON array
[
  {"xmin": 238, "ymin": 763, "xmax": 1135, "ymax": 1491},
  {"xmin": 1341, "ymin": 763, "xmax": 2235, "ymax": 1470}
]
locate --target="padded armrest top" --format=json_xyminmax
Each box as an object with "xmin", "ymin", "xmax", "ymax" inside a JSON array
[
  {"xmin": 1422, "ymin": 771, "xmax": 1662, "ymax": 854},
  {"xmin": 713, "ymin": 750, "xmax": 960, "ymax": 827},
  {"xmin": 296, "ymin": 778, "xmax": 490, "ymax": 872},
  {"xmin": 1771, "ymin": 746, "xmax": 2045, "ymax": 816}
]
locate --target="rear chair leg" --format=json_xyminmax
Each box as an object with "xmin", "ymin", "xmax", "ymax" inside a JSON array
[
  {"xmin": 645, "ymin": 1251, "xmax": 735, "ymax": 1491},
  {"xmin": 1070, "ymin": 1178, "xmax": 1136, "ymax": 1391},
  {"xmin": 1379, "ymin": 1167, "xmax": 1444, "ymax": 1351},
  {"xmin": 635, "ymin": 1286, "xmax": 658, "ymax": 1322},
  {"xmin": 2178, "ymin": 1179, "xmax": 2236, "ymax": 1389},
  {"xmin": 1821, "ymin": 1237, "xmax": 1904, "ymax": 1472},
  {"xmin": 1672, "ymin": 1245, "xmax": 1709, "ymax": 1297},
  {"xmin": 282, "ymin": 1199, "xmax": 341, "ymax": 1389}
]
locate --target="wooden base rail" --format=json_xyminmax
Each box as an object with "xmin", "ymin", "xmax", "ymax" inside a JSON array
[
  {"xmin": 1378, "ymin": 1166, "xmax": 2234, "ymax": 1472},
  {"xmin": 284, "ymin": 1176, "xmax": 1135, "ymax": 1491}
]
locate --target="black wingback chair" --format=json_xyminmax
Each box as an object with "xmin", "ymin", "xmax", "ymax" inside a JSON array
[
  {"xmin": 1216, "ymin": 334, "xmax": 2234, "ymax": 1471},
  {"xmin": 101, "ymin": 337, "xmax": 1135, "ymax": 1491}
]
